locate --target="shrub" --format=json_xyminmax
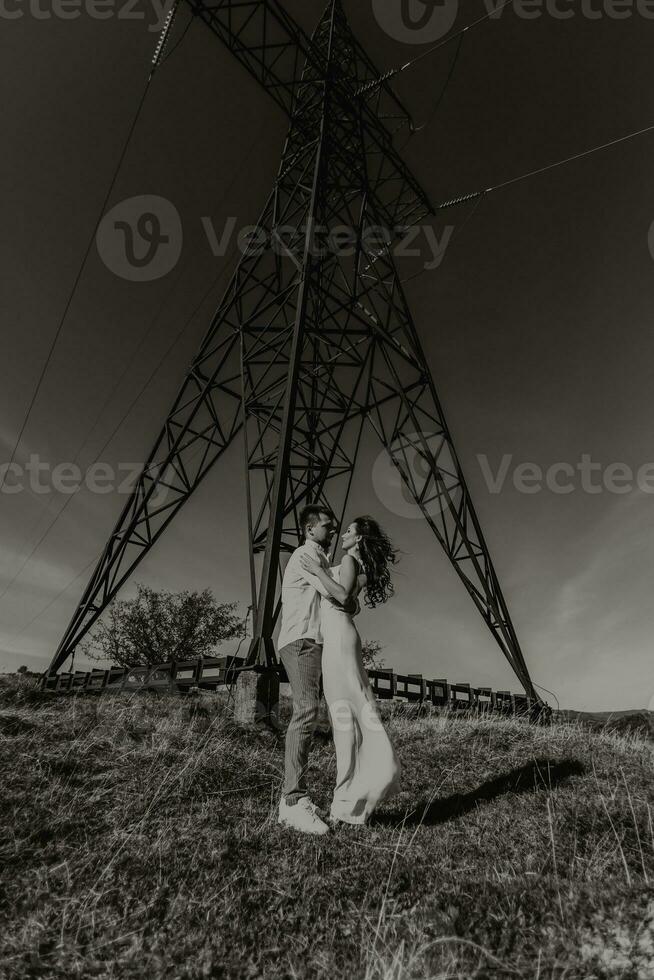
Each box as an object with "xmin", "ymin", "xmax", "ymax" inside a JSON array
[{"xmin": 78, "ymin": 583, "xmax": 245, "ymax": 667}]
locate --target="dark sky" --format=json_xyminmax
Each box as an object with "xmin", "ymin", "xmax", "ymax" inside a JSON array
[{"xmin": 2, "ymin": 1, "xmax": 654, "ymax": 711}]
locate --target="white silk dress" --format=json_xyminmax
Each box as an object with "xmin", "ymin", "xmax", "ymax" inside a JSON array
[{"xmin": 319, "ymin": 561, "xmax": 401, "ymax": 825}]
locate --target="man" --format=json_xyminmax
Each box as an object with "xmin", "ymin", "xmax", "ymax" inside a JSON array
[{"xmin": 276, "ymin": 503, "xmax": 337, "ymax": 836}]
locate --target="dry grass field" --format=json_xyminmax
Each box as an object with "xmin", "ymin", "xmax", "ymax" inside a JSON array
[{"xmin": 1, "ymin": 674, "xmax": 653, "ymax": 979}]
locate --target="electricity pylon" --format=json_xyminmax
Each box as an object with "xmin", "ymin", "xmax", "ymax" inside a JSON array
[{"xmin": 47, "ymin": 0, "xmax": 546, "ymax": 713}]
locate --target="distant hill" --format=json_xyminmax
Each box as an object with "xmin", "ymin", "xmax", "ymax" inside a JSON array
[{"xmin": 556, "ymin": 707, "xmax": 654, "ymax": 739}]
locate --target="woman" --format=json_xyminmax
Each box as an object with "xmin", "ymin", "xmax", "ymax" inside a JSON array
[{"xmin": 299, "ymin": 515, "xmax": 401, "ymax": 826}]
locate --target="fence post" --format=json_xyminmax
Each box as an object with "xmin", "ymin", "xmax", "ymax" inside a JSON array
[
  {"xmin": 432, "ymin": 678, "xmax": 450, "ymax": 707},
  {"xmin": 407, "ymin": 673, "xmax": 426, "ymax": 702},
  {"xmin": 452, "ymin": 682, "xmax": 472, "ymax": 710}
]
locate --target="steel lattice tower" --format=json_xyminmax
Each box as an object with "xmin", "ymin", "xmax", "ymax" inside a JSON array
[{"xmin": 47, "ymin": 0, "xmax": 545, "ymax": 710}]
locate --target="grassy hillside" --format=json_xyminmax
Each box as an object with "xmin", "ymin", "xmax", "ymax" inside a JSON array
[
  {"xmin": 554, "ymin": 708, "xmax": 654, "ymax": 741},
  {"xmin": 1, "ymin": 675, "xmax": 654, "ymax": 980}
]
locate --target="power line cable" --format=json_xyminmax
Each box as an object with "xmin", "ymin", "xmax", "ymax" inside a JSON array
[
  {"xmin": 2, "ymin": 327, "xmax": 235, "ymax": 649},
  {"xmin": 400, "ymin": 190, "xmax": 487, "ymax": 285},
  {"xmin": 0, "ymin": 124, "xmax": 262, "ymax": 603},
  {"xmin": 1, "ymin": 252, "xmax": 195, "ymax": 581},
  {"xmin": 434, "ymin": 119, "xmax": 654, "ymax": 212},
  {"xmin": 0, "ymin": 83, "xmax": 151, "ymax": 493},
  {"xmin": 3, "ymin": 1, "xmax": 194, "ymax": 524},
  {"xmin": 0, "ymin": 2, "xmax": 185, "ymax": 495},
  {"xmin": 357, "ymin": 0, "xmax": 517, "ymax": 97},
  {"xmin": 532, "ymin": 681, "xmax": 560, "ymax": 713},
  {"xmin": 4, "ymin": 551, "xmax": 103, "ymax": 647},
  {"xmin": 0, "ymin": 245, "xmax": 241, "ymax": 609},
  {"xmin": 159, "ymin": 7, "xmax": 195, "ymax": 67},
  {"xmin": 399, "ymin": 29, "xmax": 466, "ymax": 152},
  {"xmin": 1, "ymin": 414, "xmax": 205, "ymax": 648},
  {"xmin": 5, "ymin": 412, "xmax": 222, "ymax": 648},
  {"xmin": 398, "ymin": 118, "xmax": 654, "ymax": 284}
]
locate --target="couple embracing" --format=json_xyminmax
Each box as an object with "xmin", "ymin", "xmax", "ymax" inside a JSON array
[{"xmin": 277, "ymin": 504, "xmax": 401, "ymax": 835}]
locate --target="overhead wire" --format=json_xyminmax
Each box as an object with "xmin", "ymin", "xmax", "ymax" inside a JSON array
[
  {"xmin": 357, "ymin": 0, "xmax": 517, "ymax": 98},
  {"xmin": 1, "ymin": 249, "xmax": 236, "ymax": 650},
  {"xmin": 399, "ymin": 119, "xmax": 654, "ymax": 285},
  {"xmin": 474, "ymin": 119, "xmax": 654, "ymax": 199},
  {"xmin": 1, "ymin": 121, "xmax": 267, "ymax": 638},
  {"xmin": 1, "ymin": 256, "xmax": 195, "ymax": 595},
  {"xmin": 4, "ymin": 550, "xmax": 103, "ymax": 648},
  {"xmin": 0, "ymin": 241, "xmax": 242, "ymax": 617},
  {"xmin": 0, "ymin": 125, "xmax": 263, "ymax": 606},
  {"xmin": 4, "ymin": 431, "xmax": 221, "ymax": 652},
  {"xmin": 0, "ymin": 0, "xmax": 186, "ymax": 495},
  {"xmin": 427, "ymin": 118, "xmax": 654, "ymax": 215},
  {"xmin": 4, "ymin": 425, "xmax": 218, "ymax": 650},
  {"xmin": 398, "ymin": 29, "xmax": 466, "ymax": 152},
  {"xmin": 532, "ymin": 681, "xmax": 560, "ymax": 713},
  {"xmin": 400, "ymin": 191, "xmax": 486, "ymax": 286},
  {"xmin": 159, "ymin": 6, "xmax": 195, "ymax": 67},
  {"xmin": 375, "ymin": 1, "xmax": 654, "ymax": 286}
]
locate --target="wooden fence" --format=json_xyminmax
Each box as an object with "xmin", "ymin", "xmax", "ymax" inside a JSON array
[
  {"xmin": 40, "ymin": 656, "xmax": 246, "ymax": 695},
  {"xmin": 40, "ymin": 659, "xmax": 543, "ymax": 718}
]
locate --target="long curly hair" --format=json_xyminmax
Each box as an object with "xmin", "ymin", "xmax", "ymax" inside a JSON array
[{"xmin": 352, "ymin": 515, "xmax": 398, "ymax": 609}]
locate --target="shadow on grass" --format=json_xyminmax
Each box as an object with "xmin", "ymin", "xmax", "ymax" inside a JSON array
[
  {"xmin": 373, "ymin": 757, "xmax": 586, "ymax": 827},
  {"xmin": 0, "ymin": 714, "xmax": 38, "ymax": 736}
]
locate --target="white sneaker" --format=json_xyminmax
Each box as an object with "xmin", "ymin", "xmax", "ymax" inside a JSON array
[
  {"xmin": 277, "ymin": 795, "xmax": 329, "ymax": 835},
  {"xmin": 328, "ymin": 810, "xmax": 363, "ymax": 829}
]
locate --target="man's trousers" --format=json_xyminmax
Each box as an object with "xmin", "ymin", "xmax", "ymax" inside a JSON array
[{"xmin": 278, "ymin": 637, "xmax": 323, "ymax": 804}]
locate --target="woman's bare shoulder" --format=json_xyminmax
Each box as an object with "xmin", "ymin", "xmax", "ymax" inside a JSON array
[{"xmin": 341, "ymin": 554, "xmax": 366, "ymax": 588}]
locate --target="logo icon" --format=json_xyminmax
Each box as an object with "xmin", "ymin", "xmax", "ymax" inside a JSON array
[
  {"xmin": 372, "ymin": 430, "xmax": 462, "ymax": 519},
  {"xmin": 96, "ymin": 195, "xmax": 182, "ymax": 282},
  {"xmin": 372, "ymin": 0, "xmax": 459, "ymax": 44}
]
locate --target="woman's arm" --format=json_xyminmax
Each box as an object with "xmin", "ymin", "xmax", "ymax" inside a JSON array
[
  {"xmin": 301, "ymin": 569, "xmax": 361, "ymax": 614},
  {"xmin": 299, "ymin": 569, "xmax": 331, "ymax": 598},
  {"xmin": 299, "ymin": 554, "xmax": 358, "ymax": 605}
]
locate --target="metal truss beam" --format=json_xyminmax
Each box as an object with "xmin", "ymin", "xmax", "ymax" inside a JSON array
[{"xmin": 186, "ymin": 0, "xmax": 434, "ymax": 230}]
